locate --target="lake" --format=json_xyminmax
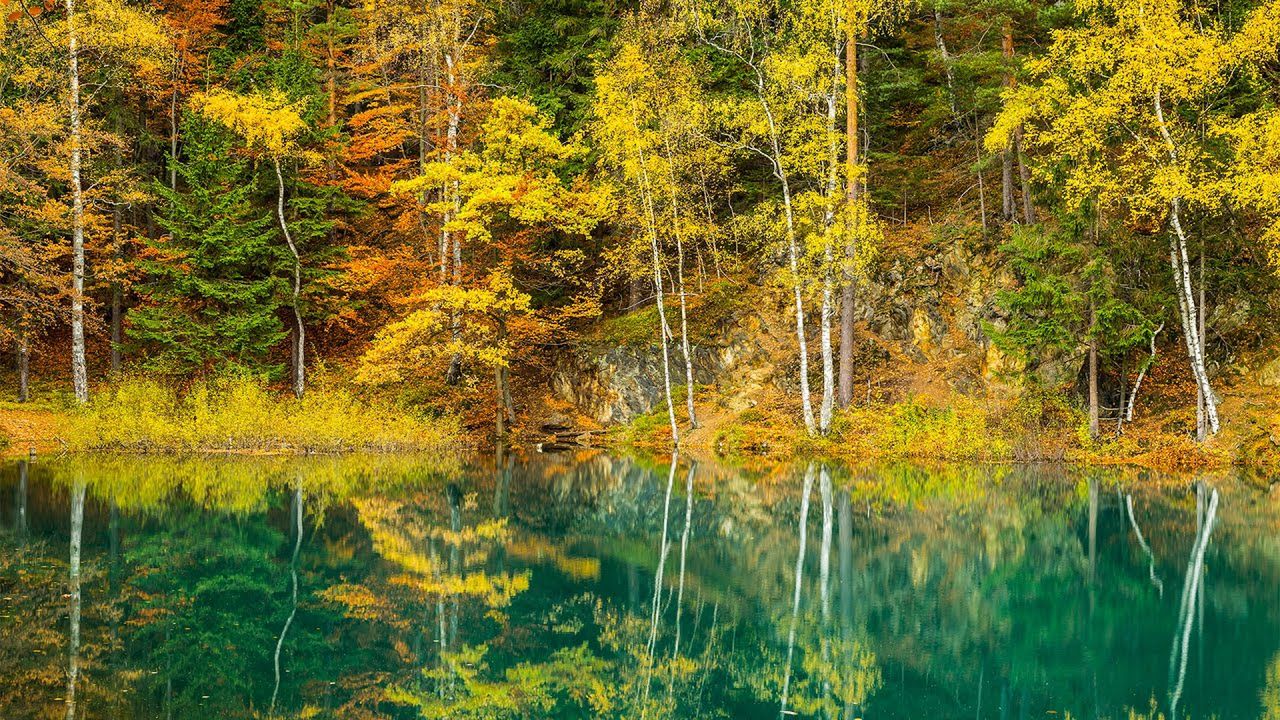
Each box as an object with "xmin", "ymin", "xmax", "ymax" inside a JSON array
[{"xmin": 0, "ymin": 451, "xmax": 1277, "ymax": 719}]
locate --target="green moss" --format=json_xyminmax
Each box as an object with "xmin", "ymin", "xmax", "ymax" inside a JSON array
[
  {"xmin": 595, "ymin": 305, "xmax": 661, "ymax": 349},
  {"xmin": 589, "ymin": 278, "xmax": 749, "ymax": 350}
]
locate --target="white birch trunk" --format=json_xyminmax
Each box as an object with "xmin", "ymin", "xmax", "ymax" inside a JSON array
[
  {"xmin": 65, "ymin": 0, "xmax": 88, "ymax": 404},
  {"xmin": 1126, "ymin": 323, "xmax": 1163, "ymax": 422},
  {"xmin": 274, "ymin": 159, "xmax": 305, "ymax": 399},
  {"xmin": 444, "ymin": 52, "xmax": 464, "ymax": 384},
  {"xmin": 819, "ymin": 91, "xmax": 839, "ymax": 434},
  {"xmin": 663, "ymin": 140, "xmax": 699, "ymax": 430},
  {"xmin": 748, "ymin": 70, "xmax": 816, "ymax": 435},
  {"xmin": 1153, "ymin": 91, "xmax": 1219, "ymax": 435}
]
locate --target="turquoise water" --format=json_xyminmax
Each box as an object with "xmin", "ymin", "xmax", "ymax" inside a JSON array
[{"xmin": 0, "ymin": 452, "xmax": 1277, "ymax": 719}]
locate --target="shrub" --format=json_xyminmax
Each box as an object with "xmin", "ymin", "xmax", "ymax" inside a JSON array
[{"xmin": 66, "ymin": 375, "xmax": 463, "ymax": 454}]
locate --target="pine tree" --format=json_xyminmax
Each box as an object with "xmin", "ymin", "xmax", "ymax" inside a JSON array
[{"xmin": 130, "ymin": 114, "xmax": 287, "ymax": 376}]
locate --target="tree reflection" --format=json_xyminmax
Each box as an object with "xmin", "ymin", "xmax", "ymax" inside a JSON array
[{"xmin": 0, "ymin": 455, "xmax": 1275, "ymax": 719}]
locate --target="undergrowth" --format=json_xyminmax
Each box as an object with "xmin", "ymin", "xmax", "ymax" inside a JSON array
[{"xmin": 66, "ymin": 375, "xmax": 462, "ymax": 454}]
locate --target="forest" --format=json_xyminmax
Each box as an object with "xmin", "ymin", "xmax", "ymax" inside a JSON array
[{"xmin": 4, "ymin": 0, "xmax": 1280, "ymax": 464}]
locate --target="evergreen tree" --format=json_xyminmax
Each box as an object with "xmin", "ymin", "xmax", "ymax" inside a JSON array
[{"xmin": 130, "ymin": 114, "xmax": 287, "ymax": 377}]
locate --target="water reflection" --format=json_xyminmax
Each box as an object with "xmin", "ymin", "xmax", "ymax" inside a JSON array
[{"xmin": 0, "ymin": 454, "xmax": 1275, "ymax": 719}]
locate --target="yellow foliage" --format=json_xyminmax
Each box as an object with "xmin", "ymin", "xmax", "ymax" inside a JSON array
[
  {"xmin": 65, "ymin": 376, "xmax": 461, "ymax": 453},
  {"xmin": 190, "ymin": 88, "xmax": 311, "ymax": 160}
]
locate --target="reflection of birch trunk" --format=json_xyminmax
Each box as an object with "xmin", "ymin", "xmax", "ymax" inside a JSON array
[
  {"xmin": 818, "ymin": 467, "xmax": 834, "ymax": 711},
  {"xmin": 271, "ymin": 485, "xmax": 304, "ymax": 715},
  {"xmin": 1125, "ymin": 495, "xmax": 1164, "ymax": 596},
  {"xmin": 780, "ymin": 465, "xmax": 814, "ymax": 719},
  {"xmin": 15, "ymin": 458, "xmax": 28, "ymax": 538},
  {"xmin": 1168, "ymin": 484, "xmax": 1218, "ymax": 720},
  {"xmin": 818, "ymin": 467, "xmax": 833, "ymax": 618},
  {"xmin": 838, "ymin": 488, "xmax": 855, "ymax": 718},
  {"xmin": 447, "ymin": 485, "xmax": 462, "ymax": 652},
  {"xmin": 65, "ymin": 481, "xmax": 86, "ymax": 720},
  {"xmin": 673, "ymin": 462, "xmax": 696, "ymax": 659},
  {"xmin": 1088, "ymin": 478, "xmax": 1098, "ymax": 586},
  {"xmin": 641, "ymin": 454, "xmax": 679, "ymax": 717}
]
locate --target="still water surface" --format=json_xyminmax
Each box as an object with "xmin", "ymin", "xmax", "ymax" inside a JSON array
[{"xmin": 0, "ymin": 452, "xmax": 1277, "ymax": 719}]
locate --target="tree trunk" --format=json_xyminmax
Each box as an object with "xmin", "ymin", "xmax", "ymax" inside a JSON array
[
  {"xmin": 1003, "ymin": 22, "xmax": 1013, "ymax": 221},
  {"xmin": 838, "ymin": 34, "xmax": 859, "ymax": 408},
  {"xmin": 1153, "ymin": 90, "xmax": 1218, "ymax": 434},
  {"xmin": 663, "ymin": 141, "xmax": 698, "ymax": 431},
  {"xmin": 66, "ymin": 0, "xmax": 89, "ymax": 405},
  {"xmin": 646, "ymin": 176, "xmax": 681, "ymax": 446},
  {"xmin": 110, "ymin": 203, "xmax": 123, "ymax": 374},
  {"xmin": 17, "ymin": 328, "xmax": 29, "ymax": 403},
  {"xmin": 1127, "ymin": 323, "xmax": 1162, "ymax": 421},
  {"xmin": 1088, "ymin": 300, "xmax": 1099, "ymax": 439},
  {"xmin": 1195, "ymin": 249, "xmax": 1206, "ymax": 442},
  {"xmin": 444, "ymin": 53, "xmax": 464, "ymax": 386},
  {"xmin": 820, "ymin": 91, "xmax": 840, "ymax": 433},
  {"xmin": 784, "ymin": 182, "xmax": 816, "ymax": 436},
  {"xmin": 1015, "ymin": 128, "xmax": 1035, "ymax": 223},
  {"xmin": 273, "ymin": 159, "xmax": 305, "ymax": 399},
  {"xmin": 750, "ymin": 66, "xmax": 815, "ymax": 433},
  {"xmin": 934, "ymin": 9, "xmax": 958, "ymax": 118},
  {"xmin": 169, "ymin": 55, "xmax": 181, "ymax": 191}
]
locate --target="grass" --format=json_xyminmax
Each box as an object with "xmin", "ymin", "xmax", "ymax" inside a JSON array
[{"xmin": 61, "ymin": 375, "xmax": 463, "ymax": 454}]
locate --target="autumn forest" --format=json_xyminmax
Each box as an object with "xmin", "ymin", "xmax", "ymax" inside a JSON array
[{"xmin": 4, "ymin": 0, "xmax": 1280, "ymax": 462}]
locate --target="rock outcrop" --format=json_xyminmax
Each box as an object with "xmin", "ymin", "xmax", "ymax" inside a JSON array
[{"xmin": 550, "ymin": 233, "xmax": 1077, "ymax": 425}]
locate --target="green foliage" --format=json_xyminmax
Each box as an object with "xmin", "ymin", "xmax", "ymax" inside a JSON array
[
  {"xmin": 131, "ymin": 113, "xmax": 287, "ymax": 377},
  {"xmin": 489, "ymin": 0, "xmax": 622, "ymax": 136},
  {"xmin": 990, "ymin": 217, "xmax": 1157, "ymax": 372}
]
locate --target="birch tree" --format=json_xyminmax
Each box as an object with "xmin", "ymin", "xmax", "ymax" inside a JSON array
[
  {"xmin": 989, "ymin": 0, "xmax": 1280, "ymax": 436},
  {"xmin": 594, "ymin": 21, "xmax": 719, "ymax": 443},
  {"xmin": 21, "ymin": 0, "xmax": 170, "ymax": 403},
  {"xmin": 688, "ymin": 0, "xmax": 880, "ymax": 435}
]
